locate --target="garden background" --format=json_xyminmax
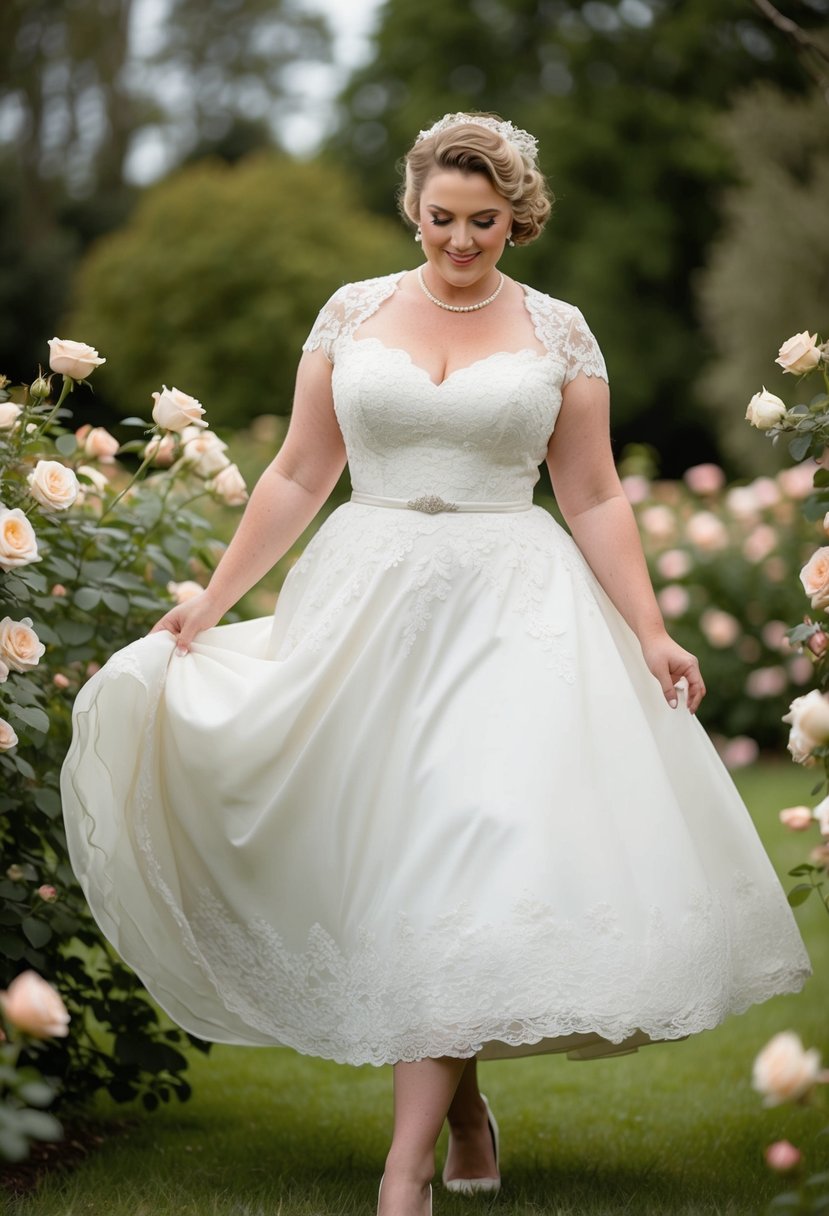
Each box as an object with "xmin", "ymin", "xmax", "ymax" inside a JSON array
[{"xmin": 1, "ymin": 0, "xmax": 829, "ymax": 1212}]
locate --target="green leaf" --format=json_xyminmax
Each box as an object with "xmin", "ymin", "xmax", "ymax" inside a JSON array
[
  {"xmin": 9, "ymin": 705, "xmax": 50, "ymax": 734},
  {"xmin": 16, "ymin": 1109, "xmax": 62, "ymax": 1141},
  {"xmin": 54, "ymin": 433, "xmax": 77, "ymax": 456},
  {"xmin": 0, "ymin": 1127, "xmax": 30, "ymax": 1161},
  {"xmin": 56, "ymin": 621, "xmax": 96, "ymax": 645},
  {"xmin": 101, "ymin": 590, "xmax": 130, "ymax": 616},
  {"xmin": 73, "ymin": 587, "xmax": 102, "ymax": 611},
  {"xmin": 788, "ymin": 883, "xmax": 814, "ymax": 906},
  {"xmin": 121, "ymin": 417, "xmax": 150, "ymax": 427},
  {"xmin": 789, "ymin": 863, "xmax": 817, "ymax": 877},
  {"xmin": 0, "ymin": 931, "xmax": 26, "ymax": 960},
  {"xmin": 789, "ymin": 433, "xmax": 813, "ymax": 461},
  {"xmin": 17, "ymin": 1080, "xmax": 56, "ymax": 1108},
  {"xmin": 33, "ymin": 788, "xmax": 61, "ymax": 819},
  {"xmin": 21, "ymin": 917, "xmax": 53, "ymax": 948},
  {"xmin": 11, "ymin": 755, "xmax": 36, "ymax": 780}
]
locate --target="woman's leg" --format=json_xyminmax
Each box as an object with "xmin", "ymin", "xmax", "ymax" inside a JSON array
[
  {"xmin": 379, "ymin": 1056, "xmax": 466, "ymax": 1216},
  {"xmin": 443, "ymin": 1057, "xmax": 500, "ymax": 1183}
]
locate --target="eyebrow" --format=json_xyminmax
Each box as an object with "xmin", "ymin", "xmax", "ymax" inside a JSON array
[{"xmin": 426, "ymin": 204, "xmax": 503, "ymax": 216}]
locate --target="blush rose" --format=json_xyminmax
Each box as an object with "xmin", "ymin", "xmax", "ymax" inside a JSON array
[
  {"xmin": 151, "ymin": 386, "xmax": 207, "ymax": 432},
  {"xmin": 47, "ymin": 338, "xmax": 106, "ymax": 380},
  {"xmin": 775, "ymin": 331, "xmax": 820, "ymax": 375},
  {"xmin": 27, "ymin": 459, "xmax": 80, "ymax": 511},
  {"xmin": 0, "ymin": 971, "xmax": 70, "ymax": 1038},
  {"xmin": 752, "ymin": 1031, "xmax": 824, "ymax": 1106},
  {"xmin": 0, "ymin": 505, "xmax": 41, "ymax": 571},
  {"xmin": 0, "ymin": 616, "xmax": 46, "ymax": 672}
]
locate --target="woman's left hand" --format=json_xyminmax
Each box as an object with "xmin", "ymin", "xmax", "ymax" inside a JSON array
[{"xmin": 640, "ymin": 632, "xmax": 706, "ymax": 714}]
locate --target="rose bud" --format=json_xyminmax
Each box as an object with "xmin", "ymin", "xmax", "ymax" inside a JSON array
[
  {"xmin": 764, "ymin": 1140, "xmax": 802, "ymax": 1173},
  {"xmin": 36, "ymin": 885, "xmax": 57, "ymax": 903}
]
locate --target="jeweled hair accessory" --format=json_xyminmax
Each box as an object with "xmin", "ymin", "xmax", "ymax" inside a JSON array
[{"xmin": 416, "ymin": 113, "xmax": 539, "ymax": 164}]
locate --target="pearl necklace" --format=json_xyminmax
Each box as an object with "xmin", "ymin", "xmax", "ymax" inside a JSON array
[{"xmin": 417, "ymin": 265, "xmax": 504, "ymax": 313}]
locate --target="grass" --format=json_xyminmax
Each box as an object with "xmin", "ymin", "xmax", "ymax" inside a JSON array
[{"xmin": 4, "ymin": 760, "xmax": 828, "ymax": 1216}]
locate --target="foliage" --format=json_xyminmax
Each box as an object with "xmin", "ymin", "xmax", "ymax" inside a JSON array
[
  {"xmin": 0, "ymin": 350, "xmax": 256, "ymax": 1153},
  {"xmin": 66, "ymin": 153, "xmax": 414, "ymax": 427},
  {"xmin": 698, "ymin": 85, "xmax": 829, "ymax": 475},
  {"xmin": 328, "ymin": 0, "xmax": 827, "ymax": 475}
]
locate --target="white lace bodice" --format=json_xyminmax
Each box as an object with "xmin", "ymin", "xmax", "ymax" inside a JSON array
[{"xmin": 302, "ymin": 272, "xmax": 608, "ymax": 503}]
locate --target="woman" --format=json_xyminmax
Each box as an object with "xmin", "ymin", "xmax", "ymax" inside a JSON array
[{"xmin": 61, "ymin": 113, "xmax": 811, "ymax": 1216}]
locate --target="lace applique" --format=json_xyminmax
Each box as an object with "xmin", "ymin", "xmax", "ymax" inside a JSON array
[
  {"xmin": 301, "ymin": 272, "xmax": 405, "ymax": 363},
  {"xmin": 522, "ymin": 286, "xmax": 608, "ymax": 384},
  {"xmin": 181, "ymin": 880, "xmax": 809, "ymax": 1067}
]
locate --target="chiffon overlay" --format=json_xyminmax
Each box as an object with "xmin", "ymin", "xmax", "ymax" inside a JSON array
[{"xmin": 60, "ymin": 273, "xmax": 811, "ymax": 1066}]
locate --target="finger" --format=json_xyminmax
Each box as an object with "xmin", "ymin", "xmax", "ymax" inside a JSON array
[{"xmin": 654, "ymin": 666, "xmax": 679, "ymax": 708}]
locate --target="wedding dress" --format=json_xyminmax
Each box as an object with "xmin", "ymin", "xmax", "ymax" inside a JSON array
[{"xmin": 60, "ymin": 272, "xmax": 811, "ymax": 1066}]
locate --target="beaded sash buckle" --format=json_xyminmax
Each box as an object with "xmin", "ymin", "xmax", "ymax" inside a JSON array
[{"xmin": 407, "ymin": 494, "xmax": 459, "ymax": 514}]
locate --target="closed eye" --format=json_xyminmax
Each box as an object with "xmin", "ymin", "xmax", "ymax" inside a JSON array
[{"xmin": 430, "ymin": 218, "xmax": 497, "ymax": 229}]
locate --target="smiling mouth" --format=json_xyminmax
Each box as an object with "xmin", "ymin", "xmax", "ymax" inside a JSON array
[{"xmin": 446, "ymin": 251, "xmax": 479, "ymax": 265}]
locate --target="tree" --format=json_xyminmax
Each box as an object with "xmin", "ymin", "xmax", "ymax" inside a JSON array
[
  {"xmin": 329, "ymin": 0, "xmax": 828, "ymax": 474},
  {"xmin": 697, "ymin": 85, "xmax": 829, "ymax": 473},
  {"xmin": 66, "ymin": 154, "xmax": 413, "ymax": 427}
]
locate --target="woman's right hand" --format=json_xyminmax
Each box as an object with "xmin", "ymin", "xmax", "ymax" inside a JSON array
[{"xmin": 148, "ymin": 591, "xmax": 224, "ymax": 655}]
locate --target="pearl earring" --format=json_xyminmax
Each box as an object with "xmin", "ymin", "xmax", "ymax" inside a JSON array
[
  {"xmin": 507, "ymin": 231, "xmax": 515, "ymax": 248},
  {"xmin": 415, "ymin": 226, "xmax": 422, "ymax": 243}
]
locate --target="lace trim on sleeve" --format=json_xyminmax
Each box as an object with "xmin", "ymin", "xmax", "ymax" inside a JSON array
[
  {"xmin": 522, "ymin": 286, "xmax": 608, "ymax": 386},
  {"xmin": 301, "ymin": 272, "xmax": 406, "ymax": 363}
]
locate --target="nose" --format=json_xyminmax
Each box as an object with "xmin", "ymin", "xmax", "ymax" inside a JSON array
[{"xmin": 449, "ymin": 223, "xmax": 476, "ymax": 250}]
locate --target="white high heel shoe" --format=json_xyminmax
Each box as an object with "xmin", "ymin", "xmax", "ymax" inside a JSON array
[
  {"xmin": 377, "ymin": 1175, "xmax": 433, "ymax": 1214},
  {"xmin": 442, "ymin": 1092, "xmax": 501, "ymax": 1196}
]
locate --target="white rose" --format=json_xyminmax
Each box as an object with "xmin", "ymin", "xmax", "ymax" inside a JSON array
[
  {"xmin": 151, "ymin": 385, "xmax": 207, "ymax": 432},
  {"xmin": 167, "ymin": 580, "xmax": 204, "ymax": 604},
  {"xmin": 27, "ymin": 459, "xmax": 79, "ymax": 511},
  {"xmin": 745, "ymin": 387, "xmax": 786, "ymax": 429},
  {"xmin": 76, "ymin": 464, "xmax": 111, "ymax": 496},
  {"xmin": 208, "ymin": 463, "xmax": 248, "ymax": 506},
  {"xmin": 0, "ymin": 658, "xmax": 8, "ymax": 683},
  {"xmin": 47, "ymin": 337, "xmax": 106, "ymax": 380},
  {"xmin": 0, "ymin": 401, "xmax": 22, "ymax": 430},
  {"xmin": 800, "ymin": 547, "xmax": 829, "ymax": 610},
  {"xmin": 0, "ymin": 717, "xmax": 18, "ymax": 751},
  {"xmin": 0, "ymin": 971, "xmax": 70, "ymax": 1038},
  {"xmin": 775, "ymin": 332, "xmax": 821, "ymax": 376},
  {"xmin": 0, "ymin": 616, "xmax": 46, "ymax": 673},
  {"xmin": 752, "ymin": 1031, "xmax": 824, "ymax": 1106},
  {"xmin": 180, "ymin": 429, "xmax": 230, "ymax": 477},
  {"xmin": 82, "ymin": 426, "xmax": 120, "ymax": 463},
  {"xmin": 812, "ymin": 796, "xmax": 829, "ymax": 836},
  {"xmin": 0, "ymin": 505, "xmax": 41, "ymax": 572}
]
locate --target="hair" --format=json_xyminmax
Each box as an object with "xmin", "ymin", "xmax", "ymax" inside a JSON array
[{"xmin": 398, "ymin": 114, "xmax": 553, "ymax": 247}]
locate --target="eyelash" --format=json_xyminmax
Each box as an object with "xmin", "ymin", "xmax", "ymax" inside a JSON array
[{"xmin": 430, "ymin": 218, "xmax": 497, "ymax": 229}]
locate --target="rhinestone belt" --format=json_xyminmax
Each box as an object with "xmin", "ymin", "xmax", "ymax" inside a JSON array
[{"xmin": 350, "ymin": 491, "xmax": 532, "ymax": 514}]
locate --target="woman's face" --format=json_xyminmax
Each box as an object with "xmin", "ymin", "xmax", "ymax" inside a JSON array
[{"xmin": 417, "ymin": 169, "xmax": 513, "ymax": 290}]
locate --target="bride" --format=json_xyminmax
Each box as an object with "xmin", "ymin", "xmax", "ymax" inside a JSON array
[{"xmin": 61, "ymin": 113, "xmax": 811, "ymax": 1216}]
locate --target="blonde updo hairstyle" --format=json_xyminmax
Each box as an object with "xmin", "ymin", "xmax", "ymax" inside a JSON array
[{"xmin": 399, "ymin": 115, "xmax": 553, "ymax": 247}]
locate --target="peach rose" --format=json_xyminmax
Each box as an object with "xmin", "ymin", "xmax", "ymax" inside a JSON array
[
  {"xmin": 743, "ymin": 525, "xmax": 777, "ymax": 564},
  {"xmin": 47, "ymin": 337, "xmax": 106, "ymax": 380},
  {"xmin": 783, "ymin": 690, "xmax": 829, "ymax": 768},
  {"xmin": 620, "ymin": 475, "xmax": 650, "ymax": 505},
  {"xmin": 800, "ymin": 548, "xmax": 829, "ymax": 609},
  {"xmin": 778, "ymin": 806, "xmax": 813, "ymax": 831},
  {"xmin": 656, "ymin": 549, "xmax": 691, "ymax": 580},
  {"xmin": 144, "ymin": 433, "xmax": 176, "ymax": 466},
  {"xmin": 751, "ymin": 477, "xmax": 782, "ymax": 509},
  {"xmin": 686, "ymin": 511, "xmax": 728, "ymax": 551},
  {"xmin": 0, "ymin": 971, "xmax": 70, "ymax": 1038},
  {"xmin": 764, "ymin": 1140, "xmax": 802, "ymax": 1172},
  {"xmin": 683, "ymin": 463, "xmax": 725, "ymax": 495},
  {"xmin": 0, "ymin": 718, "xmax": 18, "ymax": 751},
  {"xmin": 82, "ymin": 426, "xmax": 119, "ymax": 463},
  {"xmin": 752, "ymin": 1031, "xmax": 824, "ymax": 1106},
  {"xmin": 51, "ymin": 584, "xmax": 67, "ymax": 597},
  {"xmin": 167, "ymin": 580, "xmax": 203, "ymax": 604},
  {"xmin": 151, "ymin": 385, "xmax": 207, "ymax": 432},
  {"xmin": 700, "ymin": 608, "xmax": 740, "ymax": 649},
  {"xmin": 0, "ymin": 401, "xmax": 22, "ymax": 430},
  {"xmin": 208, "ymin": 462, "xmax": 248, "ymax": 506},
  {"xmin": 0, "ymin": 505, "xmax": 41, "ymax": 571},
  {"xmin": 776, "ymin": 331, "xmax": 821, "ymax": 375},
  {"xmin": 27, "ymin": 459, "xmax": 80, "ymax": 511},
  {"xmin": 0, "ymin": 658, "xmax": 8, "ymax": 683},
  {"xmin": 76, "ymin": 464, "xmax": 110, "ymax": 497},
  {"xmin": 640, "ymin": 505, "xmax": 675, "ymax": 542},
  {"xmin": 779, "ymin": 463, "xmax": 818, "ymax": 500},
  {"xmin": 180, "ymin": 428, "xmax": 230, "ymax": 477},
  {"xmin": 0, "ymin": 616, "xmax": 45, "ymax": 673}
]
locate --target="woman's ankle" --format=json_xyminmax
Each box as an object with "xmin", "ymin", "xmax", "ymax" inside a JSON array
[{"xmin": 383, "ymin": 1143, "xmax": 435, "ymax": 1186}]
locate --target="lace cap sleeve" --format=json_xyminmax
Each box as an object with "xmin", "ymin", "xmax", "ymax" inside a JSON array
[
  {"xmin": 302, "ymin": 273, "xmax": 405, "ymax": 364},
  {"xmin": 563, "ymin": 308, "xmax": 608, "ymax": 386}
]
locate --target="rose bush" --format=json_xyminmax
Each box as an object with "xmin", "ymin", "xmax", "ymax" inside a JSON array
[{"xmin": 0, "ymin": 341, "xmax": 249, "ymax": 1160}]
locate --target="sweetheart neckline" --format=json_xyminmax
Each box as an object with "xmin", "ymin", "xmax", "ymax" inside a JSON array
[{"xmin": 346, "ymin": 334, "xmax": 554, "ymax": 390}]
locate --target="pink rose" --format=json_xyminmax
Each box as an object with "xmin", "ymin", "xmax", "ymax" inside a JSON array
[
  {"xmin": 778, "ymin": 463, "xmax": 818, "ymax": 500},
  {"xmin": 620, "ymin": 475, "xmax": 650, "ymax": 505},
  {"xmin": 764, "ymin": 1140, "xmax": 802, "ymax": 1173},
  {"xmin": 683, "ymin": 463, "xmax": 725, "ymax": 495},
  {"xmin": 656, "ymin": 549, "xmax": 691, "ymax": 580},
  {"xmin": 800, "ymin": 548, "xmax": 829, "ymax": 609},
  {"xmin": 82, "ymin": 426, "xmax": 120, "ymax": 463},
  {"xmin": 180, "ymin": 428, "xmax": 230, "ymax": 477},
  {"xmin": 686, "ymin": 511, "xmax": 728, "ymax": 551},
  {"xmin": 808, "ymin": 630, "xmax": 829, "ymax": 657},
  {"xmin": 742, "ymin": 525, "xmax": 777, "ymax": 564},
  {"xmin": 718, "ymin": 735, "xmax": 759, "ymax": 769},
  {"xmin": 778, "ymin": 806, "xmax": 813, "ymax": 831},
  {"xmin": 0, "ymin": 718, "xmax": 18, "ymax": 751},
  {"xmin": 657, "ymin": 584, "xmax": 689, "ymax": 619},
  {"xmin": 36, "ymin": 885, "xmax": 57, "ymax": 902},
  {"xmin": 0, "ymin": 971, "xmax": 70, "ymax": 1038},
  {"xmin": 746, "ymin": 666, "xmax": 787, "ymax": 698},
  {"xmin": 51, "ymin": 584, "xmax": 67, "ymax": 598},
  {"xmin": 752, "ymin": 1031, "xmax": 824, "ymax": 1106},
  {"xmin": 809, "ymin": 842, "xmax": 829, "ymax": 868},
  {"xmin": 700, "ymin": 608, "xmax": 740, "ymax": 648},
  {"xmin": 47, "ymin": 337, "xmax": 106, "ymax": 380},
  {"xmin": 53, "ymin": 672, "xmax": 70, "ymax": 689},
  {"xmin": 144, "ymin": 433, "xmax": 177, "ymax": 466},
  {"xmin": 776, "ymin": 331, "xmax": 821, "ymax": 375},
  {"xmin": 640, "ymin": 505, "xmax": 675, "ymax": 542}
]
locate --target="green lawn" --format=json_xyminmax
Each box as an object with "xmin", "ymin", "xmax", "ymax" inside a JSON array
[{"xmin": 5, "ymin": 761, "xmax": 828, "ymax": 1216}]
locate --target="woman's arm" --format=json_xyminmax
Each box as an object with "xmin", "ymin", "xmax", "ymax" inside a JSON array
[
  {"xmin": 150, "ymin": 347, "xmax": 346, "ymax": 650},
  {"xmin": 545, "ymin": 372, "xmax": 705, "ymax": 712}
]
